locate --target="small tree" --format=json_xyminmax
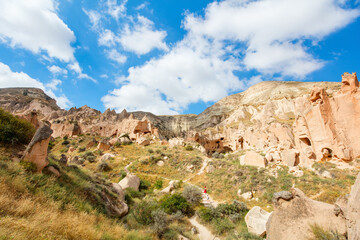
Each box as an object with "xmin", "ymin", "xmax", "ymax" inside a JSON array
[{"xmin": 182, "ymin": 185, "xmax": 202, "ymax": 205}]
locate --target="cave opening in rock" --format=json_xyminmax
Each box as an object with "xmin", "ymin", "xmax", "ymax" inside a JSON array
[{"xmin": 300, "ymin": 137, "xmax": 311, "ymax": 146}]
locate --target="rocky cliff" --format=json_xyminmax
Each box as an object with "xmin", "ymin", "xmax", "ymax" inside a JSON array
[{"xmin": 1, "ymin": 72, "xmax": 358, "ymax": 168}]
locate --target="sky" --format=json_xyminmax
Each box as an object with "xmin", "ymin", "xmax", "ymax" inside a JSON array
[{"xmin": 0, "ymin": 0, "xmax": 359, "ymax": 115}]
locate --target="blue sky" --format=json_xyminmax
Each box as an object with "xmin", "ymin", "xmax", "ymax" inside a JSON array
[{"xmin": 0, "ymin": 0, "xmax": 359, "ymax": 115}]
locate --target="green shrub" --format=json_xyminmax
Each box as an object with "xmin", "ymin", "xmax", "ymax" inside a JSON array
[
  {"xmin": 78, "ymin": 147, "xmax": 86, "ymax": 152},
  {"xmin": 0, "ymin": 108, "xmax": 35, "ymax": 145},
  {"xmin": 197, "ymin": 207, "xmax": 221, "ymax": 222},
  {"xmin": 184, "ymin": 145, "xmax": 193, "ymax": 151},
  {"xmin": 147, "ymin": 149, "xmax": 154, "ymax": 154},
  {"xmin": 119, "ymin": 170, "xmax": 127, "ymax": 181},
  {"xmin": 154, "ymin": 179, "xmax": 163, "ymax": 189},
  {"xmin": 139, "ymin": 179, "xmax": 151, "ymax": 191},
  {"xmin": 310, "ymin": 225, "xmax": 346, "ymax": 240},
  {"xmin": 132, "ymin": 200, "xmax": 159, "ymax": 225},
  {"xmin": 62, "ymin": 140, "xmax": 70, "ymax": 145},
  {"xmin": 19, "ymin": 161, "xmax": 37, "ymax": 173},
  {"xmin": 213, "ymin": 218, "xmax": 234, "ymax": 235},
  {"xmin": 151, "ymin": 209, "xmax": 168, "ymax": 235},
  {"xmin": 182, "ymin": 185, "xmax": 202, "ymax": 205},
  {"xmin": 125, "ymin": 188, "xmax": 145, "ymax": 204},
  {"xmin": 160, "ymin": 194, "xmax": 192, "ymax": 215}
]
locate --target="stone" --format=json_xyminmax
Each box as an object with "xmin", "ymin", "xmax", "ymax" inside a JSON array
[
  {"xmin": 157, "ymin": 160, "xmax": 165, "ymax": 167},
  {"xmin": 347, "ymin": 172, "xmax": 360, "ymax": 240},
  {"xmin": 280, "ymin": 149, "xmax": 299, "ymax": 166},
  {"xmin": 118, "ymin": 173, "xmax": 140, "ymax": 191},
  {"xmin": 97, "ymin": 161, "xmax": 112, "ymax": 172},
  {"xmin": 240, "ymin": 151, "xmax": 267, "ymax": 168},
  {"xmin": 245, "ymin": 206, "xmax": 272, "ymax": 237},
  {"xmin": 86, "ymin": 138, "xmax": 98, "ymax": 149},
  {"xmin": 241, "ymin": 191, "xmax": 253, "ymax": 200},
  {"xmin": 68, "ymin": 146, "xmax": 75, "ymax": 153},
  {"xmin": 22, "ymin": 123, "xmax": 53, "ymax": 172},
  {"xmin": 169, "ymin": 138, "xmax": 185, "ymax": 148},
  {"xmin": 136, "ymin": 137, "xmax": 150, "ymax": 146},
  {"xmin": 97, "ymin": 139, "xmax": 110, "ymax": 151},
  {"xmin": 341, "ymin": 72, "xmax": 358, "ymax": 94},
  {"xmin": 44, "ymin": 165, "xmax": 61, "ymax": 177},
  {"xmin": 267, "ymin": 188, "xmax": 346, "ymax": 240},
  {"xmin": 161, "ymin": 180, "xmax": 177, "ymax": 194},
  {"xmin": 101, "ymin": 153, "xmax": 115, "ymax": 161}
]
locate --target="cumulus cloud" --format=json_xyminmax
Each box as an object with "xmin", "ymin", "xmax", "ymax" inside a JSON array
[
  {"xmin": 106, "ymin": 49, "xmax": 127, "ymax": 64},
  {"xmin": 47, "ymin": 65, "xmax": 68, "ymax": 75},
  {"xmin": 98, "ymin": 29, "xmax": 116, "ymax": 47},
  {"xmin": 118, "ymin": 16, "xmax": 168, "ymax": 55},
  {"xmin": 0, "ymin": 0, "xmax": 76, "ymax": 62},
  {"xmin": 102, "ymin": 0, "xmax": 360, "ymax": 115},
  {"xmin": 0, "ymin": 62, "xmax": 72, "ymax": 109},
  {"xmin": 107, "ymin": 0, "xmax": 127, "ymax": 20},
  {"xmin": 45, "ymin": 79, "xmax": 62, "ymax": 91},
  {"xmin": 184, "ymin": 0, "xmax": 360, "ymax": 77}
]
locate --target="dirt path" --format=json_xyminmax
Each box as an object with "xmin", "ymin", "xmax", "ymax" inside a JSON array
[{"xmin": 189, "ymin": 216, "xmax": 217, "ymax": 240}]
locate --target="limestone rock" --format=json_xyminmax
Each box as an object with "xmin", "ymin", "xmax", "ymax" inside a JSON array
[
  {"xmin": 86, "ymin": 138, "xmax": 98, "ymax": 149},
  {"xmin": 101, "ymin": 153, "xmax": 115, "ymax": 161},
  {"xmin": 245, "ymin": 206, "xmax": 271, "ymax": 237},
  {"xmin": 157, "ymin": 160, "xmax": 164, "ymax": 167},
  {"xmin": 240, "ymin": 151, "xmax": 267, "ymax": 168},
  {"xmin": 97, "ymin": 139, "xmax": 110, "ymax": 151},
  {"xmin": 280, "ymin": 149, "xmax": 299, "ymax": 166},
  {"xmin": 347, "ymin": 172, "xmax": 360, "ymax": 240},
  {"xmin": 136, "ymin": 136, "xmax": 150, "ymax": 146},
  {"xmin": 118, "ymin": 174, "xmax": 140, "ymax": 191},
  {"xmin": 22, "ymin": 123, "xmax": 53, "ymax": 172},
  {"xmin": 267, "ymin": 188, "xmax": 346, "ymax": 240},
  {"xmin": 241, "ymin": 191, "xmax": 253, "ymax": 200},
  {"xmin": 169, "ymin": 138, "xmax": 185, "ymax": 148},
  {"xmin": 206, "ymin": 165, "xmax": 215, "ymax": 173}
]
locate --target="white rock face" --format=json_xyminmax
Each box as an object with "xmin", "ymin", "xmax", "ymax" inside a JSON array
[
  {"xmin": 245, "ymin": 206, "xmax": 272, "ymax": 237},
  {"xmin": 101, "ymin": 153, "xmax": 115, "ymax": 161},
  {"xmin": 240, "ymin": 151, "xmax": 267, "ymax": 168},
  {"xmin": 241, "ymin": 191, "xmax": 253, "ymax": 200}
]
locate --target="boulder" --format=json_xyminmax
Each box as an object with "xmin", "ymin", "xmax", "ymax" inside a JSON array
[
  {"xmin": 245, "ymin": 206, "xmax": 272, "ymax": 237},
  {"xmin": 241, "ymin": 191, "xmax": 253, "ymax": 200},
  {"xmin": 59, "ymin": 154, "xmax": 68, "ymax": 165},
  {"xmin": 136, "ymin": 137, "xmax": 150, "ymax": 146},
  {"xmin": 280, "ymin": 149, "xmax": 299, "ymax": 166},
  {"xmin": 86, "ymin": 138, "xmax": 98, "ymax": 149},
  {"xmin": 157, "ymin": 160, "xmax": 165, "ymax": 167},
  {"xmin": 240, "ymin": 151, "xmax": 267, "ymax": 168},
  {"xmin": 347, "ymin": 172, "xmax": 360, "ymax": 240},
  {"xmin": 161, "ymin": 180, "xmax": 177, "ymax": 194},
  {"xmin": 97, "ymin": 139, "xmax": 110, "ymax": 151},
  {"xmin": 206, "ymin": 165, "xmax": 215, "ymax": 173},
  {"xmin": 118, "ymin": 173, "xmax": 140, "ymax": 191},
  {"xmin": 101, "ymin": 153, "xmax": 115, "ymax": 161},
  {"xmin": 22, "ymin": 123, "xmax": 53, "ymax": 172},
  {"xmin": 267, "ymin": 188, "xmax": 346, "ymax": 240},
  {"xmin": 169, "ymin": 138, "xmax": 185, "ymax": 148}
]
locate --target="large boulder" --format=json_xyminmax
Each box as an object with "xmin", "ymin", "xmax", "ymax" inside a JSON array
[
  {"xmin": 347, "ymin": 172, "xmax": 360, "ymax": 240},
  {"xmin": 97, "ymin": 139, "xmax": 110, "ymax": 151},
  {"xmin": 22, "ymin": 123, "xmax": 53, "ymax": 172},
  {"xmin": 136, "ymin": 136, "xmax": 150, "ymax": 146},
  {"xmin": 245, "ymin": 206, "xmax": 272, "ymax": 237},
  {"xmin": 280, "ymin": 149, "xmax": 299, "ymax": 166},
  {"xmin": 118, "ymin": 173, "xmax": 140, "ymax": 191},
  {"xmin": 267, "ymin": 188, "xmax": 346, "ymax": 240},
  {"xmin": 240, "ymin": 151, "xmax": 267, "ymax": 168}
]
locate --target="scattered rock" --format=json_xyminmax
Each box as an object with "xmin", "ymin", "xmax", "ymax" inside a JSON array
[
  {"xmin": 206, "ymin": 165, "xmax": 215, "ymax": 173},
  {"xmin": 97, "ymin": 139, "xmax": 110, "ymax": 151},
  {"xmin": 157, "ymin": 160, "xmax": 164, "ymax": 167},
  {"xmin": 136, "ymin": 137, "xmax": 150, "ymax": 146},
  {"xmin": 241, "ymin": 191, "xmax": 253, "ymax": 200},
  {"xmin": 280, "ymin": 149, "xmax": 299, "ymax": 166},
  {"xmin": 59, "ymin": 154, "xmax": 68, "ymax": 165},
  {"xmin": 245, "ymin": 206, "xmax": 272, "ymax": 237},
  {"xmin": 101, "ymin": 153, "xmax": 115, "ymax": 161},
  {"xmin": 118, "ymin": 173, "xmax": 140, "ymax": 191}
]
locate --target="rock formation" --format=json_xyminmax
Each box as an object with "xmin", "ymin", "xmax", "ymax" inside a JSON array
[
  {"xmin": 21, "ymin": 123, "xmax": 53, "ymax": 172},
  {"xmin": 245, "ymin": 206, "xmax": 271, "ymax": 237},
  {"xmin": 347, "ymin": 172, "xmax": 360, "ymax": 240},
  {"xmin": 118, "ymin": 174, "xmax": 141, "ymax": 191},
  {"xmin": 267, "ymin": 188, "xmax": 346, "ymax": 240}
]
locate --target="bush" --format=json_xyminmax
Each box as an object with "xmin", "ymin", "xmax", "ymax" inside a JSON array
[
  {"xmin": 154, "ymin": 179, "xmax": 163, "ymax": 189},
  {"xmin": 182, "ymin": 185, "xmax": 202, "ymax": 205},
  {"xmin": 119, "ymin": 170, "xmax": 127, "ymax": 181},
  {"xmin": 197, "ymin": 207, "xmax": 221, "ymax": 222},
  {"xmin": 160, "ymin": 194, "xmax": 192, "ymax": 215},
  {"xmin": 132, "ymin": 200, "xmax": 159, "ymax": 225},
  {"xmin": 310, "ymin": 225, "xmax": 346, "ymax": 240},
  {"xmin": 125, "ymin": 188, "xmax": 145, "ymax": 204},
  {"xmin": 97, "ymin": 161, "xmax": 112, "ymax": 172},
  {"xmin": 213, "ymin": 218, "xmax": 234, "ymax": 235},
  {"xmin": 184, "ymin": 145, "xmax": 193, "ymax": 151},
  {"xmin": 147, "ymin": 149, "xmax": 154, "ymax": 154},
  {"xmin": 19, "ymin": 161, "xmax": 37, "ymax": 173},
  {"xmin": 62, "ymin": 140, "xmax": 70, "ymax": 145},
  {"xmin": 78, "ymin": 147, "xmax": 86, "ymax": 152},
  {"xmin": 151, "ymin": 209, "xmax": 168, "ymax": 235},
  {"xmin": 139, "ymin": 179, "xmax": 151, "ymax": 191},
  {"xmin": 0, "ymin": 108, "xmax": 35, "ymax": 145}
]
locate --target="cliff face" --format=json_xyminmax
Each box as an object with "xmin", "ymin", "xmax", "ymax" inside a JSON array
[{"xmin": 1, "ymin": 72, "xmax": 359, "ymax": 167}]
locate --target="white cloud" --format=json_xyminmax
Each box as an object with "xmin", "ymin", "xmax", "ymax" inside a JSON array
[
  {"xmin": 46, "ymin": 79, "xmax": 62, "ymax": 91},
  {"xmin": 47, "ymin": 65, "xmax": 68, "ymax": 75},
  {"xmin": 118, "ymin": 16, "xmax": 168, "ymax": 55},
  {"xmin": 107, "ymin": 0, "xmax": 127, "ymax": 20},
  {"xmin": 0, "ymin": 62, "xmax": 72, "ymax": 109},
  {"xmin": 106, "ymin": 49, "xmax": 127, "ymax": 64},
  {"xmin": 67, "ymin": 62, "xmax": 97, "ymax": 83},
  {"xmin": 103, "ymin": 0, "xmax": 360, "ymax": 115},
  {"xmin": 184, "ymin": 0, "xmax": 360, "ymax": 78},
  {"xmin": 136, "ymin": 2, "xmax": 148, "ymax": 10},
  {"xmin": 83, "ymin": 8, "xmax": 102, "ymax": 30},
  {"xmin": 0, "ymin": 0, "xmax": 76, "ymax": 62},
  {"xmin": 98, "ymin": 29, "xmax": 116, "ymax": 47}
]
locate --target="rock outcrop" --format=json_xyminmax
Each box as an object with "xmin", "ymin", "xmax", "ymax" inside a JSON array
[
  {"xmin": 347, "ymin": 172, "xmax": 360, "ymax": 240},
  {"xmin": 267, "ymin": 188, "xmax": 346, "ymax": 240},
  {"xmin": 21, "ymin": 123, "xmax": 53, "ymax": 172},
  {"xmin": 240, "ymin": 151, "xmax": 267, "ymax": 168}
]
